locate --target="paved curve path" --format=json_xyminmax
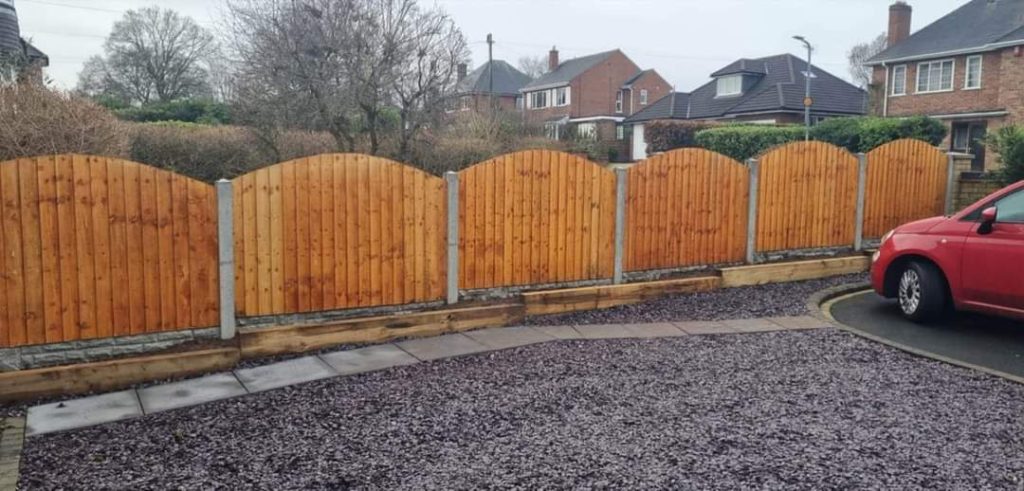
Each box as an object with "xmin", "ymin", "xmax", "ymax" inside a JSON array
[{"xmin": 830, "ymin": 290, "xmax": 1024, "ymax": 379}]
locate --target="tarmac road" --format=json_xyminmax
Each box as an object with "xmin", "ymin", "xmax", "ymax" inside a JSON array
[{"xmin": 830, "ymin": 290, "xmax": 1024, "ymax": 379}]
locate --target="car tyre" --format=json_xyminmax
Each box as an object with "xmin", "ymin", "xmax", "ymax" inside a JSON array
[{"xmin": 897, "ymin": 261, "xmax": 947, "ymax": 323}]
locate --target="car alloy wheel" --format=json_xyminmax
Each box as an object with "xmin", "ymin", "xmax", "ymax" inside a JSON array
[{"xmin": 898, "ymin": 268, "xmax": 922, "ymax": 315}]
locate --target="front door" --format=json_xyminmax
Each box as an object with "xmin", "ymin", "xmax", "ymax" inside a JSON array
[
  {"xmin": 960, "ymin": 188, "xmax": 1024, "ymax": 314},
  {"xmin": 632, "ymin": 124, "xmax": 647, "ymax": 161}
]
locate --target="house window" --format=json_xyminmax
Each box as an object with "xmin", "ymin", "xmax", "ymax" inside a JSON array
[
  {"xmin": 577, "ymin": 123, "xmax": 597, "ymax": 140},
  {"xmin": 717, "ymin": 75, "xmax": 743, "ymax": 97},
  {"xmin": 952, "ymin": 125, "xmax": 970, "ymax": 151},
  {"xmin": 615, "ymin": 91, "xmax": 623, "ymax": 113},
  {"xmin": 544, "ymin": 122, "xmax": 562, "ymax": 139},
  {"xmin": 516, "ymin": 96, "xmax": 524, "ymax": 110},
  {"xmin": 965, "ymin": 55, "xmax": 983, "ymax": 89},
  {"xmin": 916, "ymin": 59, "xmax": 954, "ymax": 93},
  {"xmin": 529, "ymin": 90, "xmax": 548, "ymax": 109},
  {"xmin": 555, "ymin": 87, "xmax": 569, "ymax": 106},
  {"xmin": 891, "ymin": 65, "xmax": 907, "ymax": 95},
  {"xmin": 640, "ymin": 89, "xmax": 648, "ymax": 105}
]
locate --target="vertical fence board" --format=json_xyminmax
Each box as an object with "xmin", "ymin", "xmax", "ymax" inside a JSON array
[
  {"xmin": 459, "ymin": 150, "xmax": 614, "ymax": 290},
  {"xmin": 0, "ymin": 155, "xmax": 217, "ymax": 348},
  {"xmin": 864, "ymin": 139, "xmax": 947, "ymax": 239}
]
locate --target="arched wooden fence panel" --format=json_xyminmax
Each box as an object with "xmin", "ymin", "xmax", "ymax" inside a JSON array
[
  {"xmin": 756, "ymin": 142, "xmax": 859, "ymax": 252},
  {"xmin": 232, "ymin": 154, "xmax": 446, "ymax": 317},
  {"xmin": 625, "ymin": 148, "xmax": 748, "ymax": 272},
  {"xmin": 458, "ymin": 150, "xmax": 615, "ymax": 290},
  {"xmin": 0, "ymin": 155, "xmax": 218, "ymax": 348},
  {"xmin": 864, "ymin": 139, "xmax": 947, "ymax": 239}
]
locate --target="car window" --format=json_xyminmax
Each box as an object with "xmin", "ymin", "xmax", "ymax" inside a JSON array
[{"xmin": 995, "ymin": 189, "xmax": 1024, "ymax": 223}]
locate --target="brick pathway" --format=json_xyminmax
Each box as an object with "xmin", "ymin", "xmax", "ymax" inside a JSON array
[{"xmin": 25, "ymin": 316, "xmax": 827, "ymax": 437}]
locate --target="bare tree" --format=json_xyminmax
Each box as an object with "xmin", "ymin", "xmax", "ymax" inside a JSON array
[
  {"xmin": 517, "ymin": 55, "xmax": 547, "ymax": 79},
  {"xmin": 848, "ymin": 33, "xmax": 887, "ymax": 88},
  {"xmin": 76, "ymin": 7, "xmax": 217, "ymax": 104},
  {"xmin": 223, "ymin": 0, "xmax": 468, "ymax": 157}
]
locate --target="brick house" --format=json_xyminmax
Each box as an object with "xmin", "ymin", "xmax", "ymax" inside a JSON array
[
  {"xmin": 866, "ymin": 0, "xmax": 1024, "ymax": 172},
  {"xmin": 0, "ymin": 0, "xmax": 47, "ymax": 85},
  {"xmin": 449, "ymin": 60, "xmax": 531, "ymax": 115},
  {"xmin": 624, "ymin": 54, "xmax": 866, "ymax": 160},
  {"xmin": 519, "ymin": 48, "xmax": 670, "ymax": 162}
]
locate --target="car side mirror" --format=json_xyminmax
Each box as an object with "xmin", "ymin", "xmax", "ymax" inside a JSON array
[{"xmin": 979, "ymin": 206, "xmax": 998, "ymax": 235}]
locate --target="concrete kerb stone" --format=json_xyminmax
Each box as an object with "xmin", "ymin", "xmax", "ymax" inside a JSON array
[
  {"xmin": 137, "ymin": 373, "xmax": 247, "ymax": 414},
  {"xmin": 319, "ymin": 344, "xmax": 420, "ymax": 376},
  {"xmin": 0, "ymin": 417, "xmax": 25, "ymax": 490},
  {"xmin": 396, "ymin": 334, "xmax": 491, "ymax": 362},
  {"xmin": 235, "ymin": 356, "xmax": 338, "ymax": 393},
  {"xmin": 463, "ymin": 326, "xmax": 555, "ymax": 350}
]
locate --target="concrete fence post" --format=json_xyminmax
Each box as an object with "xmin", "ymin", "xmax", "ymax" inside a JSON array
[
  {"xmin": 854, "ymin": 153, "xmax": 868, "ymax": 251},
  {"xmin": 215, "ymin": 179, "xmax": 236, "ymax": 340},
  {"xmin": 445, "ymin": 171, "xmax": 459, "ymax": 304},
  {"xmin": 944, "ymin": 153, "xmax": 957, "ymax": 215},
  {"xmin": 613, "ymin": 167, "xmax": 627, "ymax": 284},
  {"xmin": 745, "ymin": 158, "xmax": 760, "ymax": 264}
]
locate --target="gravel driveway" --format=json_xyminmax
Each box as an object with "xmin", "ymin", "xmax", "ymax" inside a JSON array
[
  {"xmin": 524, "ymin": 273, "xmax": 867, "ymax": 325},
  {"xmin": 20, "ymin": 328, "xmax": 1024, "ymax": 489}
]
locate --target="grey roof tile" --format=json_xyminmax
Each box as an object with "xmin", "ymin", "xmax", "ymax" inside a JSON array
[
  {"xmin": 868, "ymin": 0, "xmax": 1024, "ymax": 64},
  {"xmin": 454, "ymin": 60, "xmax": 531, "ymax": 96},
  {"xmin": 522, "ymin": 49, "xmax": 618, "ymax": 90},
  {"xmin": 626, "ymin": 53, "xmax": 865, "ymax": 123}
]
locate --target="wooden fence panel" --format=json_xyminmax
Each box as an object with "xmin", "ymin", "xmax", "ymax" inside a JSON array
[
  {"xmin": 756, "ymin": 142, "xmax": 859, "ymax": 252},
  {"xmin": 864, "ymin": 139, "xmax": 947, "ymax": 239},
  {"xmin": 233, "ymin": 154, "xmax": 446, "ymax": 317},
  {"xmin": 0, "ymin": 155, "xmax": 218, "ymax": 348},
  {"xmin": 625, "ymin": 149, "xmax": 749, "ymax": 272},
  {"xmin": 459, "ymin": 150, "xmax": 615, "ymax": 290}
]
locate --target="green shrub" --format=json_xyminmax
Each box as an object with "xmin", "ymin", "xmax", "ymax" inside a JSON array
[
  {"xmin": 986, "ymin": 125, "xmax": 1024, "ymax": 185},
  {"xmin": 645, "ymin": 121, "xmax": 718, "ymax": 153},
  {"xmin": 811, "ymin": 116, "xmax": 946, "ymax": 153},
  {"xmin": 693, "ymin": 125, "xmax": 805, "ymax": 161},
  {"xmin": 116, "ymin": 99, "xmax": 232, "ymax": 125}
]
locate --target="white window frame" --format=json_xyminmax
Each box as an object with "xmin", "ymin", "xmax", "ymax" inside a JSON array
[
  {"xmin": 615, "ymin": 91, "xmax": 623, "ymax": 113},
  {"xmin": 891, "ymin": 65, "xmax": 907, "ymax": 96},
  {"xmin": 952, "ymin": 125, "xmax": 970, "ymax": 151},
  {"xmin": 964, "ymin": 55, "xmax": 983, "ymax": 90},
  {"xmin": 640, "ymin": 89, "xmax": 648, "ymax": 105},
  {"xmin": 529, "ymin": 90, "xmax": 548, "ymax": 109},
  {"xmin": 616, "ymin": 124, "xmax": 625, "ymax": 140},
  {"xmin": 555, "ymin": 86, "xmax": 570, "ymax": 106},
  {"xmin": 915, "ymin": 59, "xmax": 955, "ymax": 94},
  {"xmin": 716, "ymin": 75, "xmax": 743, "ymax": 97}
]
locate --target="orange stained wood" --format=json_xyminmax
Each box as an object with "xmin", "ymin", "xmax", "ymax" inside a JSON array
[
  {"xmin": 625, "ymin": 148, "xmax": 749, "ymax": 272},
  {"xmin": 863, "ymin": 139, "xmax": 948, "ymax": 239},
  {"xmin": 756, "ymin": 141, "xmax": 859, "ymax": 252},
  {"xmin": 232, "ymin": 154, "xmax": 446, "ymax": 317},
  {"xmin": 0, "ymin": 155, "xmax": 219, "ymax": 348},
  {"xmin": 458, "ymin": 150, "xmax": 615, "ymax": 290}
]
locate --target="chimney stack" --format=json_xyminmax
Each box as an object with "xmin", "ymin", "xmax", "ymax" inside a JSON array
[
  {"xmin": 548, "ymin": 46, "xmax": 559, "ymax": 72},
  {"xmin": 888, "ymin": 2, "xmax": 912, "ymax": 47},
  {"xmin": 457, "ymin": 62, "xmax": 467, "ymax": 81}
]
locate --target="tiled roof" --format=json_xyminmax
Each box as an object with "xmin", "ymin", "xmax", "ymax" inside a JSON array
[
  {"xmin": 868, "ymin": 0, "xmax": 1024, "ymax": 64},
  {"xmin": 625, "ymin": 53, "xmax": 865, "ymax": 123},
  {"xmin": 0, "ymin": 1, "xmax": 21, "ymax": 54},
  {"xmin": 454, "ymin": 60, "xmax": 531, "ymax": 96},
  {"xmin": 521, "ymin": 50, "xmax": 618, "ymax": 90}
]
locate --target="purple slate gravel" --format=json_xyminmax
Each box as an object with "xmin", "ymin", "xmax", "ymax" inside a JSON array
[
  {"xmin": 523, "ymin": 273, "xmax": 868, "ymax": 325},
  {"xmin": 20, "ymin": 329, "xmax": 1024, "ymax": 490}
]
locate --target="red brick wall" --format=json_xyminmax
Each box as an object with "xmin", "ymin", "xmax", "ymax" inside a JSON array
[
  {"xmin": 626, "ymin": 71, "xmax": 671, "ymax": 117},
  {"xmin": 881, "ymin": 51, "xmax": 1004, "ymax": 117},
  {"xmin": 523, "ymin": 50, "xmax": 643, "ymax": 125}
]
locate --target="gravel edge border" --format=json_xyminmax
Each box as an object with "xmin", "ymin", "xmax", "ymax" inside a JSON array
[{"xmin": 811, "ymin": 284, "xmax": 1024, "ymax": 386}]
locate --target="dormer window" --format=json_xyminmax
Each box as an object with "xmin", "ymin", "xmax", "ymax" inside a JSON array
[{"xmin": 716, "ymin": 75, "xmax": 743, "ymax": 97}]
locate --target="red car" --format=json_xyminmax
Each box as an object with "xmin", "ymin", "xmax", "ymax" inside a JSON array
[{"xmin": 871, "ymin": 179, "xmax": 1024, "ymax": 322}]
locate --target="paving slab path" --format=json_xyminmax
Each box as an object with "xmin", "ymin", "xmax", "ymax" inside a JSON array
[{"xmin": 24, "ymin": 316, "xmax": 827, "ymax": 436}]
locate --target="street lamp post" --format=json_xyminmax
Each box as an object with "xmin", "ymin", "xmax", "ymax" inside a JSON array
[{"xmin": 793, "ymin": 35, "xmax": 813, "ymax": 141}]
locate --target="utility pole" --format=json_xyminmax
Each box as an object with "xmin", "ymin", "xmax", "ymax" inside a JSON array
[
  {"xmin": 486, "ymin": 33, "xmax": 495, "ymax": 117},
  {"xmin": 793, "ymin": 35, "xmax": 813, "ymax": 141}
]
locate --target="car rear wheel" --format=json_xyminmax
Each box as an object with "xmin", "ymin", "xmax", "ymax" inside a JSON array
[{"xmin": 897, "ymin": 261, "xmax": 947, "ymax": 323}]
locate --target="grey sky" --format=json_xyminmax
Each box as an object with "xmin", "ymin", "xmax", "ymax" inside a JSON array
[{"xmin": 18, "ymin": 0, "xmax": 967, "ymax": 92}]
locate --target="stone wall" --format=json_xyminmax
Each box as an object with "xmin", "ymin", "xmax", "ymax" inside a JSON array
[{"xmin": 0, "ymin": 328, "xmax": 220, "ymax": 372}]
